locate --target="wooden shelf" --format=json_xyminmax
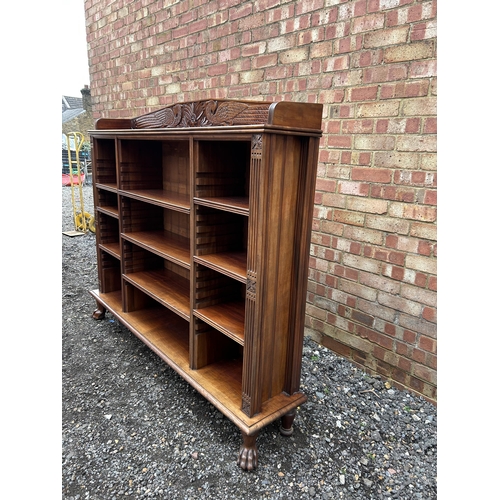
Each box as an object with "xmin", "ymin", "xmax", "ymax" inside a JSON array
[
  {"xmin": 99, "ymin": 242, "xmax": 120, "ymax": 259},
  {"xmin": 194, "ymin": 196, "xmax": 249, "ymax": 216},
  {"xmin": 123, "ymin": 268, "xmax": 190, "ymax": 321},
  {"xmin": 90, "ymin": 288, "xmax": 189, "ymax": 363},
  {"xmin": 121, "ymin": 230, "xmax": 190, "ymax": 269},
  {"xmin": 97, "ymin": 205, "xmax": 119, "ymax": 218},
  {"xmin": 193, "ymin": 300, "xmax": 245, "ymax": 345},
  {"xmin": 120, "ymin": 189, "xmax": 190, "ymax": 213},
  {"xmin": 95, "ymin": 182, "xmax": 117, "ymax": 192},
  {"xmin": 194, "ymin": 251, "xmax": 247, "ymax": 283}
]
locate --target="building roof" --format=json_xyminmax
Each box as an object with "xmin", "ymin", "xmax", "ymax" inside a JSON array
[{"xmin": 62, "ymin": 95, "xmax": 85, "ymax": 124}]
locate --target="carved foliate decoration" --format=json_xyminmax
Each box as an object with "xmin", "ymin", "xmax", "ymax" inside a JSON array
[
  {"xmin": 241, "ymin": 394, "xmax": 251, "ymax": 416},
  {"xmin": 246, "ymin": 270, "xmax": 257, "ymax": 301},
  {"xmin": 131, "ymin": 100, "xmax": 271, "ymax": 129},
  {"xmin": 251, "ymin": 134, "xmax": 263, "ymax": 158}
]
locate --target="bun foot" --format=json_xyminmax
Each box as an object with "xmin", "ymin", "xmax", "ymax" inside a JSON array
[
  {"xmin": 279, "ymin": 409, "xmax": 296, "ymax": 437},
  {"xmin": 237, "ymin": 433, "xmax": 258, "ymax": 471}
]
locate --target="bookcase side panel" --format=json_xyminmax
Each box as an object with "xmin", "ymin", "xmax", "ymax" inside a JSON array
[
  {"xmin": 253, "ymin": 133, "xmax": 316, "ymax": 404},
  {"xmin": 283, "ymin": 135, "xmax": 321, "ymax": 395}
]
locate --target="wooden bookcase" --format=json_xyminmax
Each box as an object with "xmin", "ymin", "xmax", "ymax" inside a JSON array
[{"xmin": 89, "ymin": 99, "xmax": 323, "ymax": 470}]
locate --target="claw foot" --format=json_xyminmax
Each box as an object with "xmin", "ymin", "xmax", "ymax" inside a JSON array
[
  {"xmin": 237, "ymin": 433, "xmax": 258, "ymax": 471},
  {"xmin": 92, "ymin": 303, "xmax": 106, "ymax": 320}
]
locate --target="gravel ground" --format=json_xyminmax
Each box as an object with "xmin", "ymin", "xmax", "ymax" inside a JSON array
[{"xmin": 62, "ymin": 184, "xmax": 437, "ymax": 499}]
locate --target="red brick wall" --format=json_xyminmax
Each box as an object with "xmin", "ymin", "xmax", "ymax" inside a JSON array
[{"xmin": 85, "ymin": 0, "xmax": 437, "ymax": 403}]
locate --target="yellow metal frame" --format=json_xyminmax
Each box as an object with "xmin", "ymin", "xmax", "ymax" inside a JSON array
[{"xmin": 64, "ymin": 132, "xmax": 95, "ymax": 233}]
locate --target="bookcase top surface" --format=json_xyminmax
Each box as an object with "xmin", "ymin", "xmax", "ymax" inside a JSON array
[{"xmin": 91, "ymin": 99, "xmax": 323, "ymax": 135}]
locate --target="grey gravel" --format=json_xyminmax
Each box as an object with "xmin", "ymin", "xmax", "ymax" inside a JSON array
[{"xmin": 62, "ymin": 185, "xmax": 437, "ymax": 499}]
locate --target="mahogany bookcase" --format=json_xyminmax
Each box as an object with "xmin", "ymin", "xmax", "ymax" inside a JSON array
[{"xmin": 89, "ymin": 99, "xmax": 323, "ymax": 470}]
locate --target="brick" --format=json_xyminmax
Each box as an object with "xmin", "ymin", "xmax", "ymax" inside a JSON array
[
  {"xmin": 380, "ymin": 80, "xmax": 430, "ymax": 99},
  {"xmin": 422, "ymin": 306, "xmax": 436, "ymax": 323},
  {"xmin": 332, "ymin": 69, "xmax": 363, "ymax": 87},
  {"xmin": 315, "ymin": 178, "xmax": 337, "ymax": 192},
  {"xmin": 396, "ymin": 135, "xmax": 437, "ymax": 153},
  {"xmin": 367, "ymin": 329, "xmax": 394, "ymax": 351},
  {"xmin": 322, "ymin": 192, "xmax": 346, "ymax": 207},
  {"xmin": 354, "ymin": 135, "xmax": 396, "ymax": 151},
  {"xmin": 418, "ymin": 335, "xmax": 436, "ymax": 353},
  {"xmin": 344, "ymin": 225, "xmax": 384, "ymax": 245},
  {"xmin": 369, "ymin": 247, "xmax": 405, "ymax": 266},
  {"xmin": 253, "ymin": 54, "xmax": 278, "ymax": 68},
  {"xmin": 409, "ymin": 221, "xmax": 436, "ymax": 240},
  {"xmin": 357, "ymin": 101, "xmax": 400, "ymax": 117},
  {"xmin": 333, "ymin": 209, "xmax": 365, "ymax": 226},
  {"xmin": 377, "ymin": 117, "xmax": 420, "ymax": 134},
  {"xmin": 332, "ymin": 266, "xmax": 359, "ymax": 283},
  {"xmin": 311, "ymin": 41, "xmax": 334, "ymax": 58},
  {"xmin": 342, "ymin": 119, "xmax": 374, "ymax": 134},
  {"xmin": 351, "ymin": 49, "xmax": 384, "ymax": 68},
  {"xmin": 352, "ymin": 309, "xmax": 376, "ymax": 327},
  {"xmin": 279, "ymin": 47, "xmax": 310, "ymax": 64},
  {"xmin": 267, "ymin": 34, "xmax": 296, "ymax": 52},
  {"xmin": 239, "ymin": 70, "xmax": 265, "ymax": 83},
  {"xmin": 384, "ymin": 40, "xmax": 434, "ymax": 62},
  {"xmin": 359, "ymin": 271, "xmax": 401, "ymax": 295},
  {"xmin": 374, "ymin": 151, "xmax": 419, "ymax": 169},
  {"xmin": 320, "ymin": 333, "xmax": 353, "ymax": 358},
  {"xmin": 413, "ymin": 364, "xmax": 436, "ymax": 385},
  {"xmin": 333, "ymin": 328, "xmax": 374, "ymax": 353},
  {"xmin": 352, "ymin": 167, "xmax": 392, "ymax": 183},
  {"xmin": 401, "ymin": 204, "xmax": 436, "ymax": 222},
  {"xmin": 364, "ymin": 26, "xmax": 409, "ymax": 48},
  {"xmin": 370, "ymin": 183, "xmax": 415, "ymax": 203},
  {"xmin": 379, "ymin": 292, "xmax": 422, "ymax": 317},
  {"xmin": 327, "ymin": 134, "xmax": 352, "ymax": 149},
  {"xmin": 322, "ymin": 55, "xmax": 350, "ymax": 73},
  {"xmin": 423, "ymin": 117, "xmax": 437, "ymax": 134},
  {"xmin": 335, "ymin": 35, "xmax": 363, "ymax": 54},
  {"xmin": 406, "ymin": 254, "xmax": 436, "ymax": 275},
  {"xmin": 403, "ymin": 97, "xmax": 437, "ymax": 116},
  {"xmin": 409, "ymin": 59, "xmax": 437, "ymax": 78},
  {"xmin": 348, "ymin": 86, "xmax": 378, "ymax": 101},
  {"xmin": 363, "ymin": 64, "xmax": 408, "ymax": 84},
  {"xmin": 411, "ymin": 20, "xmax": 437, "ymax": 41},
  {"xmin": 358, "ymin": 297, "xmax": 397, "ymax": 323},
  {"xmin": 320, "ymin": 219, "xmax": 344, "ymax": 236},
  {"xmin": 352, "ymin": 13, "xmax": 385, "ymax": 34},
  {"xmin": 306, "ymin": 303, "xmax": 327, "ymax": 321},
  {"xmin": 365, "ymin": 214, "xmax": 410, "ymax": 234},
  {"xmin": 386, "ymin": 234, "xmax": 418, "ymax": 253},
  {"xmin": 343, "ymin": 254, "xmax": 382, "ymax": 275},
  {"xmin": 346, "ymin": 197, "xmax": 388, "ymax": 214},
  {"xmin": 401, "ymin": 284, "xmax": 436, "ymax": 307},
  {"xmin": 423, "ymin": 190, "xmax": 436, "ymax": 205},
  {"xmin": 338, "ymin": 280, "xmax": 378, "ymax": 301}
]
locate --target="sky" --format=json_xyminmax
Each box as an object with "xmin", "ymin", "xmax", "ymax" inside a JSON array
[{"xmin": 62, "ymin": 0, "xmax": 91, "ymax": 97}]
